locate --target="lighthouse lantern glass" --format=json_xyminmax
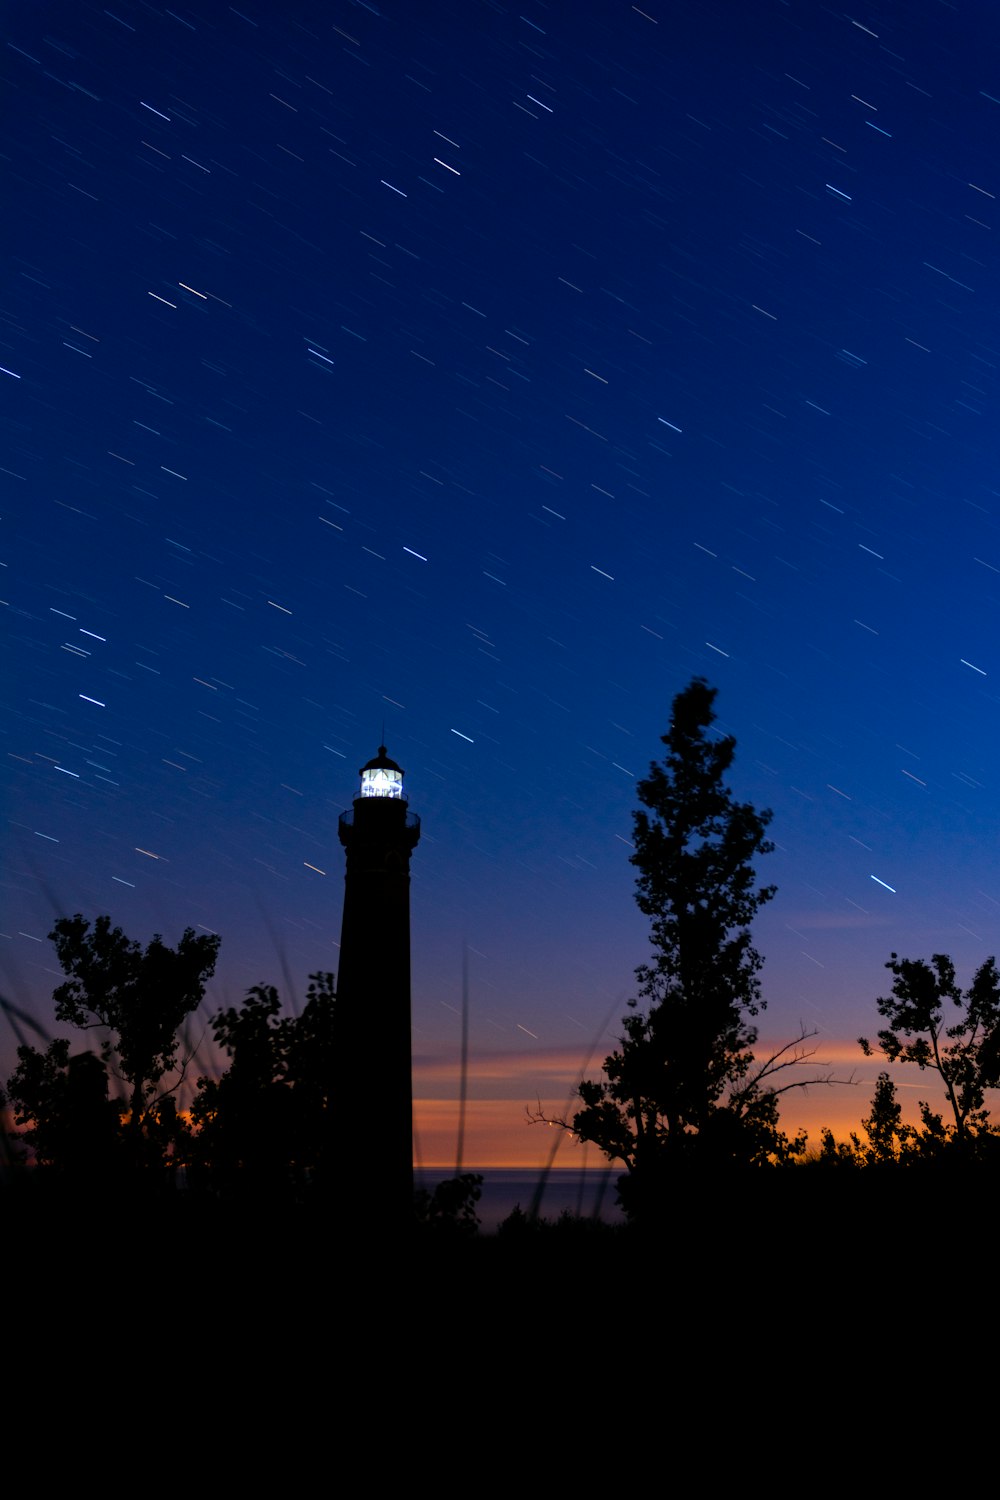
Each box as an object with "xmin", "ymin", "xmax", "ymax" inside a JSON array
[{"xmin": 360, "ymin": 764, "xmax": 404, "ymax": 799}]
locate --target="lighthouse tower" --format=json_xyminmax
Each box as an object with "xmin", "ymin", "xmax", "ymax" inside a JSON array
[{"xmin": 337, "ymin": 746, "xmax": 421, "ymax": 1217}]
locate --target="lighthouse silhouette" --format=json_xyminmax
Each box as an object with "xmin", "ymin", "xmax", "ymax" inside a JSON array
[{"xmin": 337, "ymin": 745, "xmax": 421, "ymax": 1221}]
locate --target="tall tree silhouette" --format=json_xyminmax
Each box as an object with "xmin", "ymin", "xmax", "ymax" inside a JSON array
[{"xmin": 574, "ymin": 680, "xmax": 804, "ymax": 1209}]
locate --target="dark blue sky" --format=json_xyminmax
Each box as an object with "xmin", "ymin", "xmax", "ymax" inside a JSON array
[{"xmin": 5, "ymin": 0, "xmax": 1000, "ymax": 1162}]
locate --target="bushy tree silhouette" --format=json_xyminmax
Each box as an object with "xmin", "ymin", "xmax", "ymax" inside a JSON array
[
  {"xmin": 413, "ymin": 1172, "xmax": 484, "ymax": 1234},
  {"xmin": 5, "ymin": 1037, "xmax": 121, "ymax": 1178},
  {"xmin": 191, "ymin": 972, "xmax": 338, "ymax": 1195},
  {"xmin": 859, "ymin": 1071, "xmax": 910, "ymax": 1165},
  {"xmin": 46, "ymin": 914, "xmax": 219, "ymax": 1166},
  {"xmin": 860, "ymin": 953, "xmax": 1000, "ymax": 1156},
  {"xmin": 814, "ymin": 1071, "xmax": 912, "ymax": 1167}
]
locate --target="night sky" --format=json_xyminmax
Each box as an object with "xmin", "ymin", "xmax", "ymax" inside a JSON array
[{"xmin": 5, "ymin": 0, "xmax": 1000, "ymax": 1167}]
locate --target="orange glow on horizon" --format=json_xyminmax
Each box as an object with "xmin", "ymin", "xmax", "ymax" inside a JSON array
[{"xmin": 411, "ymin": 1035, "xmax": 900, "ymax": 1168}]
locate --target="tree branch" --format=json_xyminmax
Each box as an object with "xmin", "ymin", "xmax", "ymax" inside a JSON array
[{"xmin": 730, "ymin": 1025, "xmax": 855, "ymax": 1108}]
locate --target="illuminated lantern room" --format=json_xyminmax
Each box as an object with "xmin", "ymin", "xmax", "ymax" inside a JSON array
[{"xmin": 358, "ymin": 745, "xmax": 406, "ymax": 800}]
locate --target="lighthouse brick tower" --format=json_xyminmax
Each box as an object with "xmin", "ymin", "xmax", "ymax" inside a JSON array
[{"xmin": 337, "ymin": 746, "xmax": 420, "ymax": 1220}]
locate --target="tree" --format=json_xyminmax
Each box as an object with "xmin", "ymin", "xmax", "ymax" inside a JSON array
[
  {"xmin": 858, "ymin": 1071, "xmax": 911, "ymax": 1164},
  {"xmin": 859, "ymin": 953, "xmax": 1000, "ymax": 1156},
  {"xmin": 191, "ymin": 972, "xmax": 338, "ymax": 1195},
  {"xmin": 815, "ymin": 1071, "xmax": 912, "ymax": 1168},
  {"xmin": 573, "ymin": 679, "xmax": 808, "ymax": 1206},
  {"xmin": 5, "ymin": 1037, "xmax": 122, "ymax": 1178},
  {"xmin": 46, "ymin": 914, "xmax": 220, "ymax": 1166},
  {"xmin": 413, "ymin": 1173, "xmax": 484, "ymax": 1235}
]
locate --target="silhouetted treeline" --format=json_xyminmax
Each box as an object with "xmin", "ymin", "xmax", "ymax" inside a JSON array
[
  {"xmin": 5, "ymin": 680, "xmax": 1000, "ymax": 1240},
  {"xmin": 0, "ymin": 916, "xmax": 489, "ymax": 1234}
]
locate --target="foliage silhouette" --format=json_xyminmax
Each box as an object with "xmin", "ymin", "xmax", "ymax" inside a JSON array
[
  {"xmin": 413, "ymin": 1172, "xmax": 483, "ymax": 1234},
  {"xmin": 813, "ymin": 1127, "xmax": 859, "ymax": 1168},
  {"xmin": 860, "ymin": 953, "xmax": 1000, "ymax": 1156},
  {"xmin": 191, "ymin": 972, "xmax": 338, "ymax": 1196},
  {"xmin": 496, "ymin": 1203, "xmax": 618, "ymax": 1238},
  {"xmin": 5, "ymin": 1037, "xmax": 122, "ymax": 1178},
  {"xmin": 859, "ymin": 1071, "xmax": 911, "ymax": 1165},
  {"xmin": 814, "ymin": 1072, "xmax": 910, "ymax": 1168},
  {"xmin": 572, "ymin": 680, "xmax": 814, "ymax": 1211},
  {"xmin": 9, "ymin": 916, "xmax": 219, "ymax": 1173}
]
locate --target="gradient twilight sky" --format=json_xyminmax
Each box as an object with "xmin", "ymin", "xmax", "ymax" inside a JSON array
[{"xmin": 4, "ymin": 0, "xmax": 1000, "ymax": 1168}]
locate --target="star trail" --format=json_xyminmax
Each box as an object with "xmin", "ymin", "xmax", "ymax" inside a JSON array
[{"xmin": 4, "ymin": 0, "xmax": 1000, "ymax": 1163}]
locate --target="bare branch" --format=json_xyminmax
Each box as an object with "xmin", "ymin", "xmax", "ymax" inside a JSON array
[
  {"xmin": 729, "ymin": 1025, "xmax": 855, "ymax": 1110},
  {"xmin": 526, "ymin": 1101, "xmax": 572, "ymax": 1132}
]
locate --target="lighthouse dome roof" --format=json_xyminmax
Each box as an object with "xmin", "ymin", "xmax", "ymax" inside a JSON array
[{"xmin": 359, "ymin": 744, "xmax": 403, "ymax": 777}]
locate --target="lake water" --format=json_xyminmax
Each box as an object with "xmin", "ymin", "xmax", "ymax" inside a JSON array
[{"xmin": 415, "ymin": 1166, "xmax": 626, "ymax": 1233}]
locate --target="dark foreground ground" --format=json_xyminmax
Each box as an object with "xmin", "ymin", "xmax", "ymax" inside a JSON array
[
  {"xmin": 9, "ymin": 1169, "xmax": 991, "ymax": 1426},
  {"xmin": 4, "ymin": 1168, "xmax": 977, "ymax": 1278}
]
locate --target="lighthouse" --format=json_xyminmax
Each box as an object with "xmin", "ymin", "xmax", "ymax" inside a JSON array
[{"xmin": 337, "ymin": 746, "xmax": 421, "ymax": 1219}]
